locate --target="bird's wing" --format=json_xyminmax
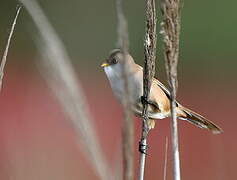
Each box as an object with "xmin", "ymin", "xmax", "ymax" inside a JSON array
[
  {"xmin": 133, "ymin": 65, "xmax": 161, "ymax": 111},
  {"xmin": 153, "ymin": 78, "xmax": 180, "ymax": 107},
  {"xmin": 154, "ymin": 78, "xmax": 171, "ymax": 99},
  {"xmin": 136, "ymin": 64, "xmax": 171, "ymax": 98},
  {"xmin": 135, "ymin": 64, "xmax": 177, "ymax": 109}
]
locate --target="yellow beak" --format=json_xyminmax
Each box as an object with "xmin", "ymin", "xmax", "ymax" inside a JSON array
[{"xmin": 101, "ymin": 63, "xmax": 109, "ymax": 67}]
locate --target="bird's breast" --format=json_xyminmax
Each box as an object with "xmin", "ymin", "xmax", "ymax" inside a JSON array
[{"xmin": 104, "ymin": 66, "xmax": 142, "ymax": 104}]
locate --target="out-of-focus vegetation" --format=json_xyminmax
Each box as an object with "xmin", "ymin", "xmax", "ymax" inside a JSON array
[{"xmin": 0, "ymin": 0, "xmax": 236, "ymax": 80}]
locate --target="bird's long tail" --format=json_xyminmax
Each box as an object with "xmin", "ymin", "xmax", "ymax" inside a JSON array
[{"xmin": 177, "ymin": 106, "xmax": 223, "ymax": 134}]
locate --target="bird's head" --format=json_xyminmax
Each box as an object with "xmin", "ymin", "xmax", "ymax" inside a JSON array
[{"xmin": 101, "ymin": 49, "xmax": 135, "ymax": 70}]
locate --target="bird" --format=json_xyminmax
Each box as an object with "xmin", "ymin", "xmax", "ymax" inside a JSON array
[{"xmin": 101, "ymin": 49, "xmax": 222, "ymax": 134}]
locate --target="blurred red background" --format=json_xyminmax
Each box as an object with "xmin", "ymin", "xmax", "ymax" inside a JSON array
[{"xmin": 0, "ymin": 59, "xmax": 235, "ymax": 180}]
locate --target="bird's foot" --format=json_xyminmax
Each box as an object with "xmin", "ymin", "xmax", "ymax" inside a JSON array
[
  {"xmin": 141, "ymin": 96, "xmax": 152, "ymax": 105},
  {"xmin": 139, "ymin": 141, "xmax": 149, "ymax": 155}
]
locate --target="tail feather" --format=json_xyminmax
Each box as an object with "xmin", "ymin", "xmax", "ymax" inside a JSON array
[{"xmin": 178, "ymin": 106, "xmax": 223, "ymax": 134}]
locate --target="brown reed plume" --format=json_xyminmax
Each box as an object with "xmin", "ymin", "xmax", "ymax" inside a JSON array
[
  {"xmin": 161, "ymin": 0, "xmax": 182, "ymax": 179},
  {"xmin": 138, "ymin": 0, "xmax": 157, "ymax": 179}
]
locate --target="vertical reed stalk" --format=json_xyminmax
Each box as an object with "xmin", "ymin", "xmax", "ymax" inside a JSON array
[
  {"xmin": 161, "ymin": 0, "xmax": 182, "ymax": 179},
  {"xmin": 19, "ymin": 0, "xmax": 112, "ymax": 179},
  {"xmin": 139, "ymin": 0, "xmax": 157, "ymax": 179},
  {"xmin": 116, "ymin": 0, "xmax": 134, "ymax": 179}
]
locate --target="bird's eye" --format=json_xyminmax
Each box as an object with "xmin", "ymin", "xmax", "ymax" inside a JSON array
[{"xmin": 112, "ymin": 58, "xmax": 118, "ymax": 64}]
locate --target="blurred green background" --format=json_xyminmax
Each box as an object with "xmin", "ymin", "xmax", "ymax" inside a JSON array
[
  {"xmin": 1, "ymin": 0, "xmax": 236, "ymax": 79},
  {"xmin": 0, "ymin": 0, "xmax": 236, "ymax": 180}
]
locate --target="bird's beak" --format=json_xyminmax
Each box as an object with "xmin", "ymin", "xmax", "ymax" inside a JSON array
[{"xmin": 101, "ymin": 62, "xmax": 109, "ymax": 67}]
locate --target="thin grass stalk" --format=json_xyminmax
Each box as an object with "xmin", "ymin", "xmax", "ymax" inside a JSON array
[
  {"xmin": 139, "ymin": 0, "xmax": 157, "ymax": 179},
  {"xmin": 0, "ymin": 5, "xmax": 22, "ymax": 91},
  {"xmin": 116, "ymin": 0, "xmax": 134, "ymax": 179},
  {"xmin": 160, "ymin": 0, "xmax": 182, "ymax": 179},
  {"xmin": 19, "ymin": 0, "xmax": 112, "ymax": 179},
  {"xmin": 163, "ymin": 137, "xmax": 169, "ymax": 180}
]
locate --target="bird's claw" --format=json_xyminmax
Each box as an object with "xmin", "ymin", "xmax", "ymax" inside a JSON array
[
  {"xmin": 139, "ymin": 141, "xmax": 149, "ymax": 155},
  {"xmin": 141, "ymin": 96, "xmax": 147, "ymax": 105},
  {"xmin": 141, "ymin": 96, "xmax": 153, "ymax": 105}
]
